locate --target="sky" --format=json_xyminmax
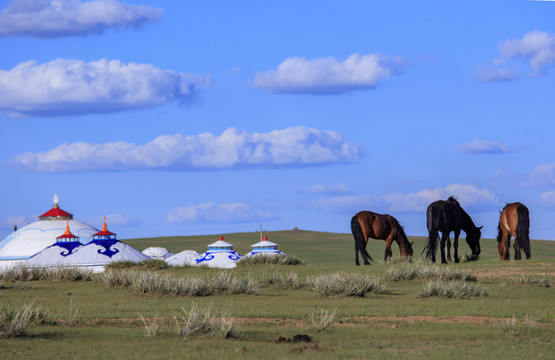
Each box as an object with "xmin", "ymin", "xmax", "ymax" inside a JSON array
[{"xmin": 1, "ymin": 0, "xmax": 554, "ymax": 241}]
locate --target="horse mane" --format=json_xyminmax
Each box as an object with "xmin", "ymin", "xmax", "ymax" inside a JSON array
[
  {"xmin": 460, "ymin": 208, "xmax": 479, "ymax": 232},
  {"xmin": 392, "ymin": 218, "xmax": 412, "ymax": 254},
  {"xmin": 447, "ymin": 196, "xmax": 460, "ymax": 207}
]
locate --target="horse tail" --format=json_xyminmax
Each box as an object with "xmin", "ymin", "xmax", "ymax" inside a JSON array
[
  {"xmin": 394, "ymin": 219, "xmax": 413, "ymax": 256},
  {"xmin": 516, "ymin": 204, "xmax": 531, "ymax": 259},
  {"xmin": 496, "ymin": 206, "xmax": 504, "ymax": 243},
  {"xmin": 351, "ymin": 215, "xmax": 373, "ymax": 262},
  {"xmin": 423, "ymin": 206, "xmax": 440, "ymax": 260}
]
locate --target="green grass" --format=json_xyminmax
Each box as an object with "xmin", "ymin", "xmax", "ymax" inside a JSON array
[{"xmin": 0, "ymin": 231, "xmax": 553, "ymax": 359}]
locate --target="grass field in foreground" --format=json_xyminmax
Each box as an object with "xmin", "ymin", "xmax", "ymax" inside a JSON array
[{"xmin": 0, "ymin": 231, "xmax": 553, "ymax": 359}]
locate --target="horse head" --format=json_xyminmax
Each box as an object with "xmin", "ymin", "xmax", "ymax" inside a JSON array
[
  {"xmin": 466, "ymin": 226, "xmax": 483, "ymax": 256},
  {"xmin": 404, "ymin": 240, "xmax": 414, "ymax": 257}
]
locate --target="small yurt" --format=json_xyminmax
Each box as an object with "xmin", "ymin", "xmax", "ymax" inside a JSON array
[
  {"xmin": 142, "ymin": 247, "xmax": 174, "ymax": 260},
  {"xmin": 25, "ymin": 221, "xmax": 83, "ymax": 268},
  {"xmin": 246, "ymin": 236, "xmax": 287, "ymax": 257},
  {"xmin": 59, "ymin": 217, "xmax": 149, "ymax": 272},
  {"xmin": 166, "ymin": 250, "xmax": 200, "ymax": 267},
  {"xmin": 0, "ymin": 195, "xmax": 98, "ymax": 270},
  {"xmin": 194, "ymin": 236, "xmax": 241, "ymax": 269}
]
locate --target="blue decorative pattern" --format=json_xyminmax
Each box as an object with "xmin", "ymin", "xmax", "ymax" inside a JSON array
[
  {"xmin": 195, "ymin": 250, "xmax": 241, "ymax": 264},
  {"xmin": 228, "ymin": 252, "xmax": 241, "ymax": 260},
  {"xmin": 93, "ymin": 240, "xmax": 120, "ymax": 258},
  {"xmin": 56, "ymin": 242, "xmax": 82, "ymax": 257}
]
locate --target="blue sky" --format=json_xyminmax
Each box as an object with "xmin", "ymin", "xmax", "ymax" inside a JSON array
[{"xmin": 1, "ymin": 0, "xmax": 555, "ymax": 241}]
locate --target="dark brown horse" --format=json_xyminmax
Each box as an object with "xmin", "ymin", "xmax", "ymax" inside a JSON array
[
  {"xmin": 497, "ymin": 202, "xmax": 531, "ymax": 260},
  {"xmin": 423, "ymin": 197, "xmax": 482, "ymax": 263},
  {"xmin": 351, "ymin": 211, "xmax": 413, "ymax": 265}
]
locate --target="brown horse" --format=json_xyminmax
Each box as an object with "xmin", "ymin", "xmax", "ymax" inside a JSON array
[
  {"xmin": 497, "ymin": 202, "xmax": 531, "ymax": 260},
  {"xmin": 423, "ymin": 196, "xmax": 482, "ymax": 263},
  {"xmin": 351, "ymin": 211, "xmax": 413, "ymax": 265}
]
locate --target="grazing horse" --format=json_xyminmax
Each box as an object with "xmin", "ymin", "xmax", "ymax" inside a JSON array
[
  {"xmin": 497, "ymin": 202, "xmax": 531, "ymax": 260},
  {"xmin": 351, "ymin": 211, "xmax": 413, "ymax": 265},
  {"xmin": 423, "ymin": 197, "xmax": 482, "ymax": 263}
]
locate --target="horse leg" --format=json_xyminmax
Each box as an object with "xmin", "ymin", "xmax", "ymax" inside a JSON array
[
  {"xmin": 513, "ymin": 233, "xmax": 522, "ymax": 260},
  {"xmin": 504, "ymin": 235, "xmax": 511, "ymax": 260},
  {"xmin": 440, "ymin": 232, "xmax": 448, "ymax": 264},
  {"xmin": 445, "ymin": 237, "xmax": 452, "ymax": 262},
  {"xmin": 384, "ymin": 236, "xmax": 394, "ymax": 261},
  {"xmin": 453, "ymin": 230, "xmax": 461, "ymax": 263},
  {"xmin": 355, "ymin": 244, "xmax": 360, "ymax": 266}
]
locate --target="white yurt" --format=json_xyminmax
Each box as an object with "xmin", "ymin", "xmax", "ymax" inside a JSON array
[
  {"xmin": 165, "ymin": 250, "xmax": 200, "ymax": 267},
  {"xmin": 0, "ymin": 195, "xmax": 98, "ymax": 270},
  {"xmin": 194, "ymin": 236, "xmax": 241, "ymax": 269},
  {"xmin": 59, "ymin": 217, "xmax": 149, "ymax": 273},
  {"xmin": 246, "ymin": 236, "xmax": 287, "ymax": 257},
  {"xmin": 25, "ymin": 221, "xmax": 83, "ymax": 268},
  {"xmin": 142, "ymin": 247, "xmax": 174, "ymax": 260}
]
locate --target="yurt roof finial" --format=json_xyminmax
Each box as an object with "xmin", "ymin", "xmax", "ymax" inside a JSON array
[
  {"xmin": 101, "ymin": 215, "xmax": 108, "ymax": 232},
  {"xmin": 56, "ymin": 219, "xmax": 79, "ymax": 242},
  {"xmin": 53, "ymin": 193, "xmax": 59, "ymax": 209},
  {"xmin": 93, "ymin": 216, "xmax": 116, "ymax": 239},
  {"xmin": 63, "ymin": 219, "xmax": 71, "ymax": 235}
]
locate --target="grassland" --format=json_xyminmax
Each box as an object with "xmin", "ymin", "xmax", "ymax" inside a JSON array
[{"xmin": 0, "ymin": 231, "xmax": 553, "ymax": 359}]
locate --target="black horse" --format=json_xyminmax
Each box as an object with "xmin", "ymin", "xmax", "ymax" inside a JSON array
[{"xmin": 423, "ymin": 196, "xmax": 482, "ymax": 263}]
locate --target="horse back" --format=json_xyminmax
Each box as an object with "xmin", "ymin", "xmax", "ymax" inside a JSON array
[
  {"xmin": 500, "ymin": 202, "xmax": 528, "ymax": 235},
  {"xmin": 354, "ymin": 211, "xmax": 393, "ymax": 240},
  {"xmin": 427, "ymin": 200, "xmax": 462, "ymax": 232}
]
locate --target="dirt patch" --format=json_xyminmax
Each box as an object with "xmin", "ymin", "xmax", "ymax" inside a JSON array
[{"xmin": 470, "ymin": 263, "xmax": 555, "ymax": 279}]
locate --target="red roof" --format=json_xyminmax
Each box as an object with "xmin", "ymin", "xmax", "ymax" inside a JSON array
[{"xmin": 39, "ymin": 206, "xmax": 73, "ymax": 219}]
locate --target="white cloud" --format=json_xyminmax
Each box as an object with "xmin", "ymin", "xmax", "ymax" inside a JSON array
[
  {"xmin": 166, "ymin": 202, "xmax": 277, "ymax": 224},
  {"xmin": 477, "ymin": 30, "xmax": 555, "ymax": 82},
  {"xmin": 251, "ymin": 53, "xmax": 408, "ymax": 94},
  {"xmin": 305, "ymin": 183, "xmax": 351, "ymax": 195},
  {"xmin": 500, "ymin": 30, "xmax": 555, "ymax": 73},
  {"xmin": 540, "ymin": 190, "xmax": 555, "ymax": 206},
  {"xmin": 0, "ymin": 0, "xmax": 162, "ymax": 38},
  {"xmin": 474, "ymin": 65, "xmax": 517, "ymax": 83},
  {"xmin": 9, "ymin": 126, "xmax": 363, "ymax": 172},
  {"xmin": 313, "ymin": 184, "xmax": 498, "ymax": 213},
  {"xmin": 530, "ymin": 162, "xmax": 555, "ymax": 186},
  {"xmin": 456, "ymin": 139, "xmax": 512, "ymax": 154},
  {"xmin": 0, "ymin": 58, "xmax": 211, "ymax": 116}
]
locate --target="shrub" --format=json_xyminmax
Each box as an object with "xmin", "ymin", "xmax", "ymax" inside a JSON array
[
  {"xmin": 237, "ymin": 254, "xmax": 306, "ymax": 266},
  {"xmin": 261, "ymin": 270, "xmax": 304, "ymax": 289},
  {"xmin": 210, "ymin": 272, "xmax": 259, "ymax": 295},
  {"xmin": 101, "ymin": 271, "xmax": 259, "ymax": 297},
  {"xmin": 386, "ymin": 263, "xmax": 476, "ymax": 282},
  {"xmin": 105, "ymin": 259, "xmax": 169, "ymax": 270},
  {"xmin": 419, "ymin": 280, "xmax": 488, "ymax": 299},
  {"xmin": 175, "ymin": 303, "xmax": 238, "ymax": 339},
  {"xmin": 510, "ymin": 275, "xmax": 550, "ymax": 288},
  {"xmin": 310, "ymin": 309, "xmax": 337, "ymax": 332},
  {"xmin": 309, "ymin": 272, "xmax": 385, "ymax": 297},
  {"xmin": 0, "ymin": 266, "xmax": 93, "ymax": 282},
  {"xmin": 497, "ymin": 313, "xmax": 540, "ymax": 336},
  {"xmin": 0, "ymin": 302, "xmax": 46, "ymax": 338},
  {"xmin": 0, "ymin": 267, "xmax": 46, "ymax": 282},
  {"xmin": 139, "ymin": 314, "xmax": 177, "ymax": 337}
]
